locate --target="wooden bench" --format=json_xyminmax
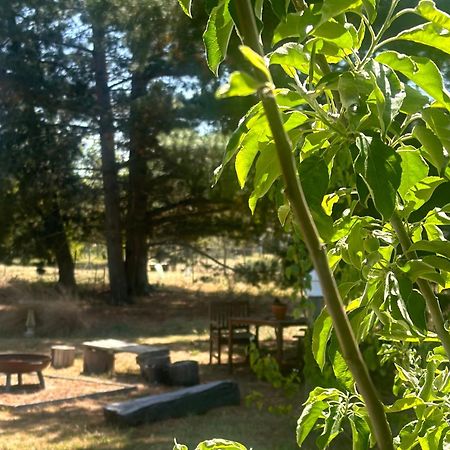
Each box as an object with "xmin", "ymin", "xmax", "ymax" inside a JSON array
[
  {"xmin": 82, "ymin": 339, "xmax": 169, "ymax": 375},
  {"xmin": 104, "ymin": 380, "xmax": 240, "ymax": 425}
]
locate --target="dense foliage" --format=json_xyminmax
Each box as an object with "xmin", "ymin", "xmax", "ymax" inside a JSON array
[
  {"xmin": 178, "ymin": 0, "xmax": 450, "ymax": 448},
  {"xmin": 0, "ymin": 0, "xmax": 269, "ymax": 301}
]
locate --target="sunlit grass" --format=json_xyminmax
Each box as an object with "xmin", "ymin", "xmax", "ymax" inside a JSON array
[{"xmin": 0, "ymin": 266, "xmax": 304, "ymax": 450}]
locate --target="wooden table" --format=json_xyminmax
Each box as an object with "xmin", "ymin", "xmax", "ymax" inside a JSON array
[{"xmin": 227, "ymin": 316, "xmax": 309, "ymax": 371}]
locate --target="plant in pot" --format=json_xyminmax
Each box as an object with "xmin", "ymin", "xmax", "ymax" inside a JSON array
[{"xmin": 271, "ymin": 298, "xmax": 287, "ymax": 321}]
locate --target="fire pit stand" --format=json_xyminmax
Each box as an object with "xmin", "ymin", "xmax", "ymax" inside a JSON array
[{"xmin": 0, "ymin": 354, "xmax": 51, "ymax": 392}]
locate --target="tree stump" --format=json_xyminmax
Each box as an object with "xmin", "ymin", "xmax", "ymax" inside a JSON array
[
  {"xmin": 83, "ymin": 348, "xmax": 114, "ymax": 374},
  {"xmin": 51, "ymin": 345, "xmax": 76, "ymax": 368},
  {"xmin": 169, "ymin": 360, "xmax": 199, "ymax": 386},
  {"xmin": 136, "ymin": 352, "xmax": 170, "ymax": 384}
]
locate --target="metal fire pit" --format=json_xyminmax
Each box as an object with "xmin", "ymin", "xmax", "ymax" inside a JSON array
[{"xmin": 0, "ymin": 353, "xmax": 51, "ymax": 392}]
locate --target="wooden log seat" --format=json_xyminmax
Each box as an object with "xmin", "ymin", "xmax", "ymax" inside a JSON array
[
  {"xmin": 82, "ymin": 339, "xmax": 169, "ymax": 375},
  {"xmin": 103, "ymin": 380, "xmax": 240, "ymax": 426},
  {"xmin": 51, "ymin": 345, "xmax": 76, "ymax": 368},
  {"xmin": 136, "ymin": 352, "xmax": 171, "ymax": 384},
  {"xmin": 169, "ymin": 360, "xmax": 199, "ymax": 386}
]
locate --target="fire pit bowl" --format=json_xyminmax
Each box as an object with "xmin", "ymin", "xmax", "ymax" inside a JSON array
[{"xmin": 0, "ymin": 353, "xmax": 51, "ymax": 391}]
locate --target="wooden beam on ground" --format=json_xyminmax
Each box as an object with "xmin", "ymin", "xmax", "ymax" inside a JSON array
[{"xmin": 103, "ymin": 380, "xmax": 240, "ymax": 426}]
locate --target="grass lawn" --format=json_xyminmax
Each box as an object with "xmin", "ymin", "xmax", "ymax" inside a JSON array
[{"xmin": 0, "ymin": 272, "xmax": 306, "ymax": 450}]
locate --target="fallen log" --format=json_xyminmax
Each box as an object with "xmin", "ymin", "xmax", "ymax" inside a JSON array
[{"xmin": 103, "ymin": 380, "xmax": 240, "ymax": 426}]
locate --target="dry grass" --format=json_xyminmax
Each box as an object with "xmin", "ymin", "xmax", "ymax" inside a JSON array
[
  {"xmin": 0, "ymin": 267, "xmax": 305, "ymax": 450},
  {"xmin": 0, "ymin": 281, "xmax": 86, "ymax": 337}
]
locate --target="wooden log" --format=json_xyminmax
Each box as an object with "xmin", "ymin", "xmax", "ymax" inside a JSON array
[
  {"xmin": 83, "ymin": 347, "xmax": 114, "ymax": 374},
  {"xmin": 136, "ymin": 353, "xmax": 170, "ymax": 384},
  {"xmin": 51, "ymin": 345, "xmax": 76, "ymax": 368},
  {"xmin": 169, "ymin": 360, "xmax": 199, "ymax": 386},
  {"xmin": 104, "ymin": 380, "xmax": 240, "ymax": 426}
]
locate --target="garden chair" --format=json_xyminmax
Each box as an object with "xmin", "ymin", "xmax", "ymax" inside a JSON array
[{"xmin": 208, "ymin": 299, "xmax": 256, "ymax": 365}]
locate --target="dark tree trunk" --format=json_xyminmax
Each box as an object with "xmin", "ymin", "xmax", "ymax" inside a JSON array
[
  {"xmin": 42, "ymin": 203, "xmax": 77, "ymax": 293},
  {"xmin": 91, "ymin": 18, "xmax": 129, "ymax": 305},
  {"xmin": 125, "ymin": 70, "xmax": 150, "ymax": 296}
]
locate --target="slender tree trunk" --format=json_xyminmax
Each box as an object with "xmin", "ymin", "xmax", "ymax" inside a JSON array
[
  {"xmin": 91, "ymin": 18, "xmax": 129, "ymax": 305},
  {"xmin": 42, "ymin": 202, "xmax": 77, "ymax": 293},
  {"xmin": 125, "ymin": 70, "xmax": 150, "ymax": 296},
  {"xmin": 233, "ymin": 2, "xmax": 394, "ymax": 449}
]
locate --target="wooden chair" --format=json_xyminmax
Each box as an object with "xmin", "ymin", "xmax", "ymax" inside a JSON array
[{"xmin": 208, "ymin": 300, "xmax": 256, "ymax": 365}]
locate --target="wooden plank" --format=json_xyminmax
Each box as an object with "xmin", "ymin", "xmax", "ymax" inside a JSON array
[
  {"xmin": 103, "ymin": 380, "xmax": 240, "ymax": 426},
  {"xmin": 82, "ymin": 339, "xmax": 168, "ymax": 355}
]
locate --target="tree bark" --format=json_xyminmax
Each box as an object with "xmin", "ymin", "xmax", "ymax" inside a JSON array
[
  {"xmin": 91, "ymin": 18, "xmax": 129, "ymax": 305},
  {"xmin": 125, "ymin": 70, "xmax": 150, "ymax": 296},
  {"xmin": 42, "ymin": 202, "xmax": 77, "ymax": 293}
]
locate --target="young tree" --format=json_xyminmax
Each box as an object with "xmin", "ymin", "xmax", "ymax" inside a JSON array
[
  {"xmin": 0, "ymin": 0, "xmax": 91, "ymax": 291},
  {"xmin": 178, "ymin": 0, "xmax": 450, "ymax": 448}
]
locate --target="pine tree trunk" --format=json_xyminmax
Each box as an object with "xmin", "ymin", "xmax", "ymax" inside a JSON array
[
  {"xmin": 91, "ymin": 18, "xmax": 129, "ymax": 305},
  {"xmin": 125, "ymin": 70, "xmax": 150, "ymax": 296},
  {"xmin": 42, "ymin": 202, "xmax": 77, "ymax": 293}
]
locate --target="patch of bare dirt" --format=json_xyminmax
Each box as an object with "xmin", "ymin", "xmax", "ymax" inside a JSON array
[{"xmin": 0, "ymin": 375, "xmax": 134, "ymax": 408}]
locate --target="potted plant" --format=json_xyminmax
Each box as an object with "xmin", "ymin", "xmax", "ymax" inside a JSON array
[{"xmin": 271, "ymin": 298, "xmax": 287, "ymax": 321}]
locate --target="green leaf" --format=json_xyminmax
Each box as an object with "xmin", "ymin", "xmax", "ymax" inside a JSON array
[
  {"xmin": 305, "ymin": 38, "xmax": 351, "ymax": 64},
  {"xmin": 270, "ymin": 43, "xmax": 318, "ymax": 78},
  {"xmin": 416, "ymin": 0, "xmax": 450, "ymax": 31},
  {"xmin": 235, "ymin": 113, "xmax": 271, "ymax": 188},
  {"xmin": 239, "ymin": 45, "xmax": 272, "ymax": 81},
  {"xmin": 278, "ymin": 203, "xmax": 290, "ymax": 226},
  {"xmin": 322, "ymin": 193, "xmax": 339, "ymax": 216},
  {"xmin": 216, "ymin": 71, "xmax": 262, "ymax": 98},
  {"xmin": 177, "ymin": 0, "xmax": 192, "ymax": 17},
  {"xmin": 195, "ymin": 439, "xmax": 247, "ymax": 450},
  {"xmin": 362, "ymin": 0, "xmax": 376, "ymax": 23},
  {"xmin": 400, "ymin": 259, "xmax": 446, "ymax": 286},
  {"xmin": 409, "ymin": 240, "xmax": 450, "ymax": 259},
  {"xmin": 418, "ymin": 424, "xmax": 449, "ymax": 450},
  {"xmin": 213, "ymin": 103, "xmax": 264, "ymax": 184},
  {"xmin": 296, "ymin": 398, "xmax": 328, "ymax": 447},
  {"xmin": 203, "ymin": 0, "xmax": 234, "ymax": 75},
  {"xmin": 299, "ymin": 155, "xmax": 333, "ymax": 239},
  {"xmin": 367, "ymin": 61, "xmax": 405, "ymax": 134},
  {"xmin": 413, "ymin": 125, "xmax": 449, "ymax": 174},
  {"xmin": 254, "ymin": 0, "xmax": 264, "ymax": 20},
  {"xmin": 396, "ymin": 22, "xmax": 450, "ymax": 57},
  {"xmin": 401, "ymin": 85, "xmax": 430, "ymax": 115},
  {"xmin": 349, "ymin": 415, "xmax": 370, "ymax": 450},
  {"xmin": 269, "ymin": 0, "xmax": 290, "ymax": 19},
  {"xmin": 384, "ymin": 272, "xmax": 417, "ymax": 331},
  {"xmin": 397, "ymin": 275, "xmax": 428, "ymax": 331},
  {"xmin": 315, "ymin": 402, "xmax": 345, "ymax": 448},
  {"xmin": 319, "ymin": 0, "xmax": 363, "ymax": 24},
  {"xmin": 248, "ymin": 142, "xmax": 281, "ymax": 213},
  {"xmin": 423, "ymin": 255, "xmax": 450, "ymax": 272},
  {"xmin": 375, "ymin": 51, "xmax": 450, "ymax": 109},
  {"xmin": 298, "ymin": 155, "xmax": 329, "ymax": 207},
  {"xmin": 273, "ymin": 89, "xmax": 307, "ymax": 108},
  {"xmin": 398, "ymin": 147, "xmax": 429, "ymax": 199},
  {"xmin": 272, "ymin": 10, "xmax": 320, "ymax": 44},
  {"xmin": 314, "ymin": 20, "xmax": 355, "ymax": 50},
  {"xmin": 422, "ymin": 108, "xmax": 450, "ymax": 163},
  {"xmin": 355, "ymin": 135, "xmax": 402, "ymax": 220},
  {"xmin": 329, "ymin": 339, "xmax": 354, "ymax": 390},
  {"xmin": 312, "ymin": 307, "xmax": 333, "ymax": 370},
  {"xmin": 338, "ymin": 72, "xmax": 360, "ymax": 109},
  {"xmin": 385, "ymin": 396, "xmax": 425, "ymax": 413},
  {"xmin": 401, "ymin": 176, "xmax": 445, "ymax": 217},
  {"xmin": 283, "ymin": 110, "xmax": 309, "ymax": 132}
]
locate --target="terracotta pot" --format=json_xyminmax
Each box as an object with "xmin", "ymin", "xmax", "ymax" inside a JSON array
[{"xmin": 271, "ymin": 303, "xmax": 287, "ymax": 320}]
